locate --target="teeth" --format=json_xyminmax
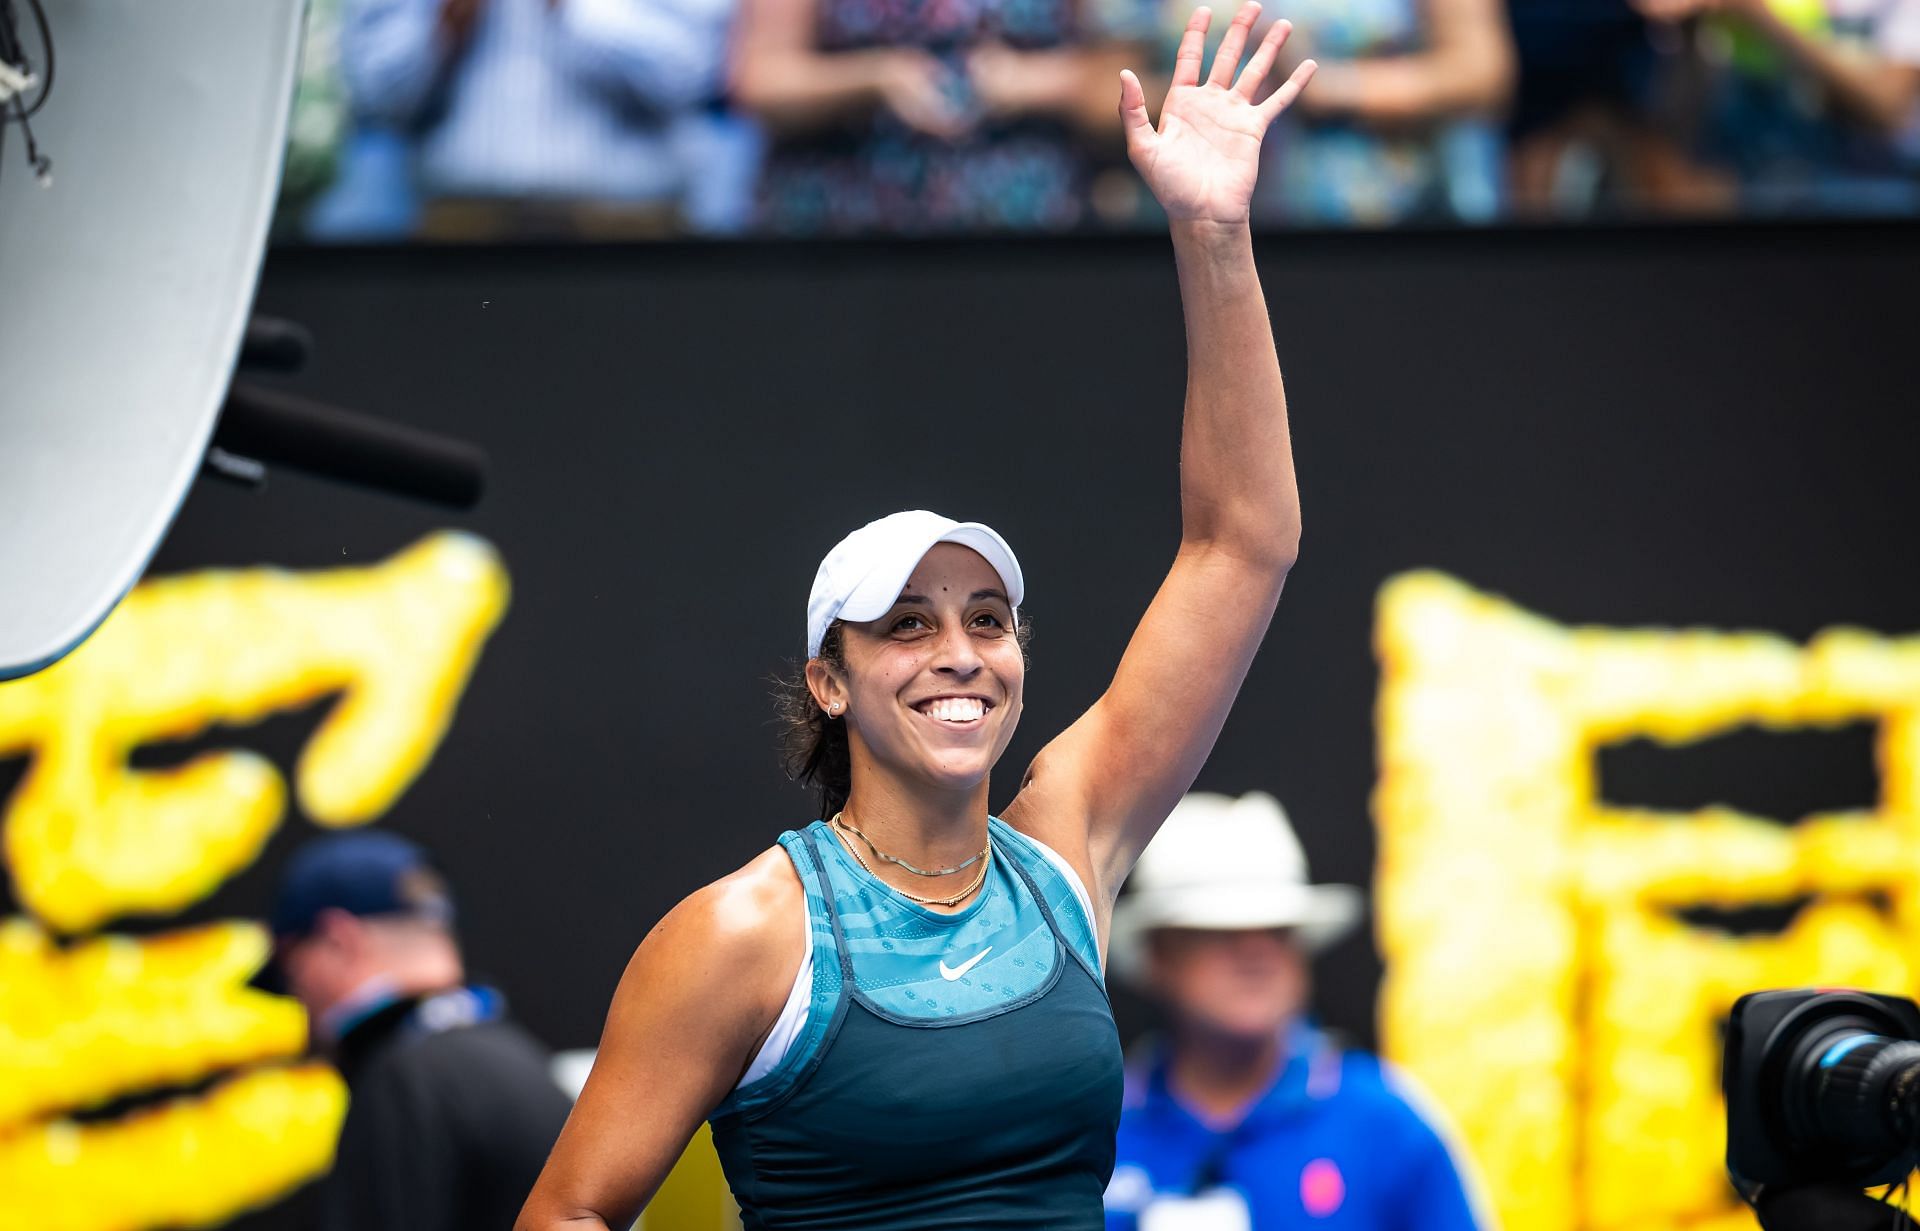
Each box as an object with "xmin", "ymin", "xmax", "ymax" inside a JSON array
[{"xmin": 925, "ymin": 698, "xmax": 985, "ymax": 723}]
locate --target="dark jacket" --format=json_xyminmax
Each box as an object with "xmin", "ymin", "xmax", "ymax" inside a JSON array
[{"xmin": 320, "ymin": 986, "xmax": 573, "ymax": 1231}]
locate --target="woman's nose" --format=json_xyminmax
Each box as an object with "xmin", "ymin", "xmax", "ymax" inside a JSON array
[{"xmin": 931, "ymin": 622, "xmax": 982, "ymax": 673}]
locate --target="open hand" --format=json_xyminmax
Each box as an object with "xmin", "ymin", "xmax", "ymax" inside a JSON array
[{"xmin": 1119, "ymin": 3, "xmax": 1315, "ymax": 224}]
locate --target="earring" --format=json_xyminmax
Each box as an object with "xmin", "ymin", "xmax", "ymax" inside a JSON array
[{"xmin": 828, "ymin": 702, "xmax": 842, "ymax": 716}]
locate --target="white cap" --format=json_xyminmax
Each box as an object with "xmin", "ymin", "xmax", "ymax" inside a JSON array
[
  {"xmin": 805, "ymin": 510, "xmax": 1024, "ymax": 658},
  {"xmin": 1108, "ymin": 791, "xmax": 1362, "ymax": 987}
]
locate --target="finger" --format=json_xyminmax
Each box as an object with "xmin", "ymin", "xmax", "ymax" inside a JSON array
[
  {"xmin": 1172, "ymin": 6, "xmax": 1212, "ymax": 89},
  {"xmin": 1208, "ymin": 1, "xmax": 1261, "ymax": 87},
  {"xmin": 1118, "ymin": 68, "xmax": 1156, "ymax": 156},
  {"xmin": 1234, "ymin": 16, "xmax": 1290, "ymax": 99},
  {"xmin": 1256, "ymin": 55, "xmax": 1315, "ymax": 119}
]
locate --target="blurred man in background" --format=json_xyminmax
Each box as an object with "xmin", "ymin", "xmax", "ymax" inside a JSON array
[
  {"xmin": 1103, "ymin": 792, "xmax": 1485, "ymax": 1231},
  {"xmin": 262, "ymin": 831, "xmax": 572, "ymax": 1231},
  {"xmin": 337, "ymin": 0, "xmax": 746, "ymax": 237}
]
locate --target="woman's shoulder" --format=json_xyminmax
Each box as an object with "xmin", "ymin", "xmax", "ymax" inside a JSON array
[
  {"xmin": 674, "ymin": 844, "xmax": 807, "ymax": 954},
  {"xmin": 628, "ymin": 843, "xmax": 808, "ymax": 1015},
  {"xmin": 592, "ymin": 844, "xmax": 812, "ymax": 1127}
]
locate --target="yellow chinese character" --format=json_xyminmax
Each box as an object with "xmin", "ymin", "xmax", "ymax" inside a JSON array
[
  {"xmin": 1376, "ymin": 572, "xmax": 1920, "ymax": 1231},
  {"xmin": 0, "ymin": 532, "xmax": 509, "ymax": 1230}
]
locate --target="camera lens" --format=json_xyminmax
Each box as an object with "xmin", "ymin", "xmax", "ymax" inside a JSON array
[
  {"xmin": 1782, "ymin": 1016, "xmax": 1920, "ymax": 1170},
  {"xmin": 1725, "ymin": 989, "xmax": 1920, "ymax": 1189}
]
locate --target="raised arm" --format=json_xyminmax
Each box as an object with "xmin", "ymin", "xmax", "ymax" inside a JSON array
[
  {"xmin": 1003, "ymin": 4, "xmax": 1312, "ymax": 906},
  {"xmin": 514, "ymin": 852, "xmax": 803, "ymax": 1231}
]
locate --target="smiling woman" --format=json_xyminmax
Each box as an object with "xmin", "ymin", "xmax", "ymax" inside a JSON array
[
  {"xmin": 775, "ymin": 520, "xmax": 1038, "ymax": 826},
  {"xmin": 515, "ymin": 5, "xmax": 1311, "ymax": 1228}
]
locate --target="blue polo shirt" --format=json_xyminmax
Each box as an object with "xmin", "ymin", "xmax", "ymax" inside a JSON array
[{"xmin": 1104, "ymin": 1024, "xmax": 1485, "ymax": 1231}]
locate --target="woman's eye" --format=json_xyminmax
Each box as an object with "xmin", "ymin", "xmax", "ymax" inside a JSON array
[
  {"xmin": 892, "ymin": 615, "xmax": 928, "ymax": 632},
  {"xmin": 971, "ymin": 612, "xmax": 1006, "ymax": 629}
]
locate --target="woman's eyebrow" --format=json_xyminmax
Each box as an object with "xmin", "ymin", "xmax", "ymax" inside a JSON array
[{"xmin": 892, "ymin": 589, "xmax": 1008, "ymax": 608}]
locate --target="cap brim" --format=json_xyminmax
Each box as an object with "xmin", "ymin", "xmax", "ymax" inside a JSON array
[
  {"xmin": 1107, "ymin": 883, "xmax": 1364, "ymax": 987},
  {"xmin": 837, "ymin": 522, "xmax": 1024, "ymax": 624}
]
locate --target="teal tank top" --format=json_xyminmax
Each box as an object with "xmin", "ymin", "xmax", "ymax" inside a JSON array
[{"xmin": 709, "ymin": 818, "xmax": 1123, "ymax": 1229}]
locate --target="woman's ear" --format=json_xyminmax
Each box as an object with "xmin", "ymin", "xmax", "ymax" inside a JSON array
[{"xmin": 804, "ymin": 657, "xmax": 848, "ymax": 717}]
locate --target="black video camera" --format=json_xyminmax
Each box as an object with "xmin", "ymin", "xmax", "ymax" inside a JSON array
[{"xmin": 1724, "ymin": 989, "xmax": 1920, "ymax": 1228}]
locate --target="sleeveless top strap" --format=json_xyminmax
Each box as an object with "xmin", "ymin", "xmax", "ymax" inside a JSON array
[
  {"xmin": 800, "ymin": 826, "xmax": 858, "ymax": 984},
  {"xmin": 988, "ymin": 820, "xmax": 1104, "ymax": 985},
  {"xmin": 710, "ymin": 828, "xmax": 851, "ymax": 1122}
]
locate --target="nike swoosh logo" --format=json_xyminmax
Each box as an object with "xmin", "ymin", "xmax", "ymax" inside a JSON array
[{"xmin": 938, "ymin": 946, "xmax": 993, "ymax": 981}]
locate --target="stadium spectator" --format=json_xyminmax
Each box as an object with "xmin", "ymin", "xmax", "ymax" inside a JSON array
[
  {"xmin": 1632, "ymin": 0, "xmax": 1920, "ymax": 213},
  {"xmin": 727, "ymin": 0, "xmax": 1158, "ymax": 232},
  {"xmin": 1503, "ymin": 0, "xmax": 1733, "ymax": 218},
  {"xmin": 1245, "ymin": 0, "xmax": 1514, "ymax": 224},
  {"xmin": 338, "ymin": 0, "xmax": 739, "ymax": 238},
  {"xmin": 1103, "ymin": 792, "xmax": 1486, "ymax": 1231},
  {"xmin": 259, "ymin": 831, "xmax": 573, "ymax": 1231}
]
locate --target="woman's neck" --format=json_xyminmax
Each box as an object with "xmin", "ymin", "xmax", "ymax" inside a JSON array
[{"xmin": 838, "ymin": 765, "xmax": 992, "ymax": 883}]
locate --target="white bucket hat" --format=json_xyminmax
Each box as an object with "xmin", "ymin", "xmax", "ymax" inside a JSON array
[
  {"xmin": 1108, "ymin": 791, "xmax": 1363, "ymax": 987},
  {"xmin": 806, "ymin": 510, "xmax": 1024, "ymax": 658}
]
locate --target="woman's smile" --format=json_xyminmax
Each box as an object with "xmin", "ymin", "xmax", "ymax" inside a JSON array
[{"xmin": 910, "ymin": 694, "xmax": 994, "ymax": 729}]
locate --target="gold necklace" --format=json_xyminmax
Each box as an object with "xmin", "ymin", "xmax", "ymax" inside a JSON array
[
  {"xmin": 829, "ymin": 810, "xmax": 988, "ymax": 877},
  {"xmin": 831, "ymin": 815, "xmax": 992, "ymax": 908}
]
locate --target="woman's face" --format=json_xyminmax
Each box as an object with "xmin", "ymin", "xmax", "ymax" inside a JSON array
[{"xmin": 830, "ymin": 542, "xmax": 1024, "ymax": 800}]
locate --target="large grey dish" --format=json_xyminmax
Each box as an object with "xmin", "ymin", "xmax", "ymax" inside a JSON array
[{"xmin": 0, "ymin": 0, "xmax": 305, "ymax": 679}]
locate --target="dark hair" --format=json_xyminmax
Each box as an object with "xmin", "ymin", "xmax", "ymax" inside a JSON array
[{"xmin": 774, "ymin": 614, "xmax": 1032, "ymax": 820}]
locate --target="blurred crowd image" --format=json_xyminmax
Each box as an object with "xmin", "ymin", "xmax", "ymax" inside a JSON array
[{"xmin": 277, "ymin": 0, "xmax": 1920, "ymax": 238}]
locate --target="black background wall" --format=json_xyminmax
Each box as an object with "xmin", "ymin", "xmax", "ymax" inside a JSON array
[{"xmin": 6, "ymin": 226, "xmax": 1914, "ymax": 1205}]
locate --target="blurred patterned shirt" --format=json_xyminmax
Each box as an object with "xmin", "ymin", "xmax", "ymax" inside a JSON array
[
  {"xmin": 342, "ymin": 0, "xmax": 733, "ymax": 203},
  {"xmin": 752, "ymin": 0, "xmax": 1153, "ymax": 235},
  {"xmin": 1255, "ymin": 0, "xmax": 1503, "ymax": 226}
]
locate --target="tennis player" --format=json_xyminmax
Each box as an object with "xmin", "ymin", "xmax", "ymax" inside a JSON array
[{"xmin": 517, "ymin": 8, "xmax": 1315, "ymax": 1226}]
